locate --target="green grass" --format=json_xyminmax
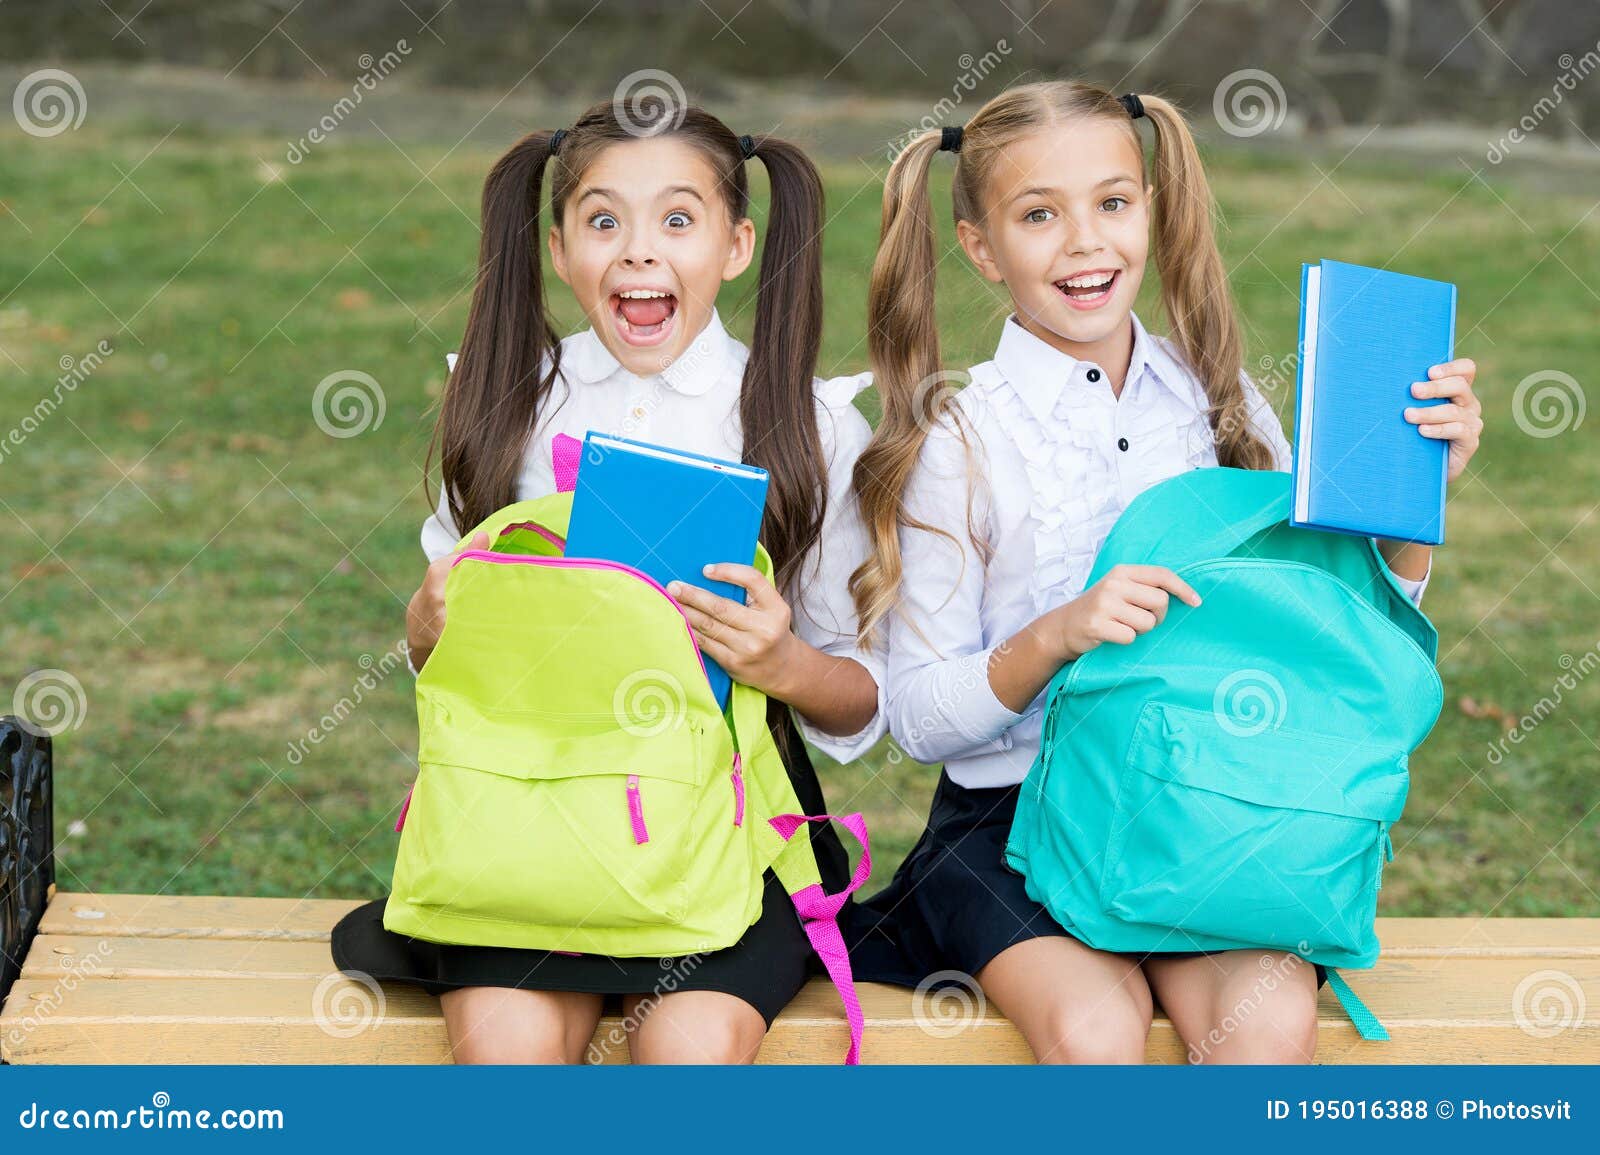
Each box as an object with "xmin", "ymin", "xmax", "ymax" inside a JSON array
[{"xmin": 1, "ymin": 118, "xmax": 1596, "ymax": 916}]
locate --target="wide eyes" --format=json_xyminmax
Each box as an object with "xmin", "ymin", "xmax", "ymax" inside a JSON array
[
  {"xmin": 1101, "ymin": 196, "xmax": 1129, "ymax": 212},
  {"xmin": 1022, "ymin": 206, "xmax": 1055, "ymax": 225},
  {"xmin": 585, "ymin": 209, "xmax": 694, "ymax": 231}
]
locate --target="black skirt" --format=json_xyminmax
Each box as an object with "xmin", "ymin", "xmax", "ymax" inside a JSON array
[
  {"xmin": 845, "ymin": 769, "xmax": 1327, "ymax": 989},
  {"xmin": 331, "ymin": 706, "xmax": 850, "ymax": 1026}
]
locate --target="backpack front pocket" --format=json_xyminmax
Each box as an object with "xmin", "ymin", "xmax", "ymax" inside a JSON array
[
  {"xmin": 1098, "ymin": 701, "xmax": 1408, "ymax": 961},
  {"xmin": 400, "ymin": 698, "xmax": 712, "ymax": 931}
]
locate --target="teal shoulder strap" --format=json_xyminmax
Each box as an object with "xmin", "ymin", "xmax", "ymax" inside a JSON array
[{"xmin": 1326, "ymin": 969, "xmax": 1389, "ymax": 1041}]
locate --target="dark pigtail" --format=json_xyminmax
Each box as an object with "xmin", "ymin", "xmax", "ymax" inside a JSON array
[
  {"xmin": 738, "ymin": 135, "xmax": 828, "ymax": 594},
  {"xmin": 427, "ymin": 129, "xmax": 562, "ymax": 540}
]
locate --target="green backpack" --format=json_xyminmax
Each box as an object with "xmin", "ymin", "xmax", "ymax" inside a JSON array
[
  {"xmin": 383, "ymin": 469, "xmax": 870, "ymax": 1062},
  {"xmin": 1005, "ymin": 468, "xmax": 1443, "ymax": 1039}
]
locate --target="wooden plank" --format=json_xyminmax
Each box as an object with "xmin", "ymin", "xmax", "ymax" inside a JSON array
[
  {"xmin": 37, "ymin": 893, "xmax": 1600, "ymax": 956},
  {"xmin": 37, "ymin": 893, "xmax": 366, "ymax": 941},
  {"xmin": 1377, "ymin": 918, "xmax": 1600, "ymax": 957},
  {"xmin": 21, "ymin": 936, "xmax": 333, "ymax": 980},
  {"xmin": 4, "ymin": 958, "xmax": 1597, "ymax": 1065}
]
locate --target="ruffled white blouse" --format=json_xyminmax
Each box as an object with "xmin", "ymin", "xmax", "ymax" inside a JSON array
[
  {"xmin": 884, "ymin": 313, "xmax": 1430, "ymax": 788},
  {"xmin": 411, "ymin": 310, "xmax": 886, "ymax": 764}
]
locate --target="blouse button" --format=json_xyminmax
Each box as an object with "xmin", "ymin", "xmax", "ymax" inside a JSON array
[
  {"xmin": 1117, "ymin": 436, "xmax": 1130, "ymax": 452},
  {"xmin": 1086, "ymin": 368, "xmax": 1102, "ymax": 383}
]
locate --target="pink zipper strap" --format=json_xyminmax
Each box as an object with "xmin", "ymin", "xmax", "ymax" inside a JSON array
[
  {"xmin": 769, "ymin": 811, "xmax": 872, "ymax": 1064},
  {"xmin": 551, "ymin": 432, "xmax": 583, "ymax": 493},
  {"xmin": 394, "ymin": 785, "xmax": 414, "ymax": 833},
  {"xmin": 731, "ymin": 753, "xmax": 745, "ymax": 827},
  {"xmin": 626, "ymin": 774, "xmax": 649, "ymax": 844}
]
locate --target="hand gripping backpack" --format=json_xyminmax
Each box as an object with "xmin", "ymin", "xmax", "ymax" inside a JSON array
[
  {"xmin": 383, "ymin": 445, "xmax": 872, "ymax": 1062},
  {"xmin": 1005, "ymin": 467, "xmax": 1443, "ymax": 1039}
]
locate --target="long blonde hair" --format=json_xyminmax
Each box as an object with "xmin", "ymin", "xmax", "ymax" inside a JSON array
[{"xmin": 850, "ymin": 80, "xmax": 1277, "ymax": 646}]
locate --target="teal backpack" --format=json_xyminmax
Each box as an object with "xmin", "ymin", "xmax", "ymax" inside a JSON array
[{"xmin": 1005, "ymin": 468, "xmax": 1443, "ymax": 1039}]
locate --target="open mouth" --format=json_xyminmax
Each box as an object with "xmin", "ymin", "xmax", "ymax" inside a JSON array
[
  {"xmin": 611, "ymin": 288, "xmax": 679, "ymax": 346},
  {"xmin": 1054, "ymin": 270, "xmax": 1119, "ymax": 310}
]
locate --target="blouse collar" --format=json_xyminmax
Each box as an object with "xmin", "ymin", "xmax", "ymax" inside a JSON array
[
  {"xmin": 991, "ymin": 312, "xmax": 1196, "ymax": 427},
  {"xmin": 562, "ymin": 308, "xmax": 741, "ymax": 397}
]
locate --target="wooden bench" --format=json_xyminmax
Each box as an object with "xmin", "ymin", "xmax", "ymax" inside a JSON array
[{"xmin": 4, "ymin": 721, "xmax": 1597, "ymax": 1063}]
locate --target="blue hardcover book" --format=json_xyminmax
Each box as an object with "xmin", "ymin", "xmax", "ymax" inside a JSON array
[
  {"xmin": 565, "ymin": 432, "xmax": 769, "ymax": 711},
  {"xmin": 1290, "ymin": 259, "xmax": 1455, "ymax": 545}
]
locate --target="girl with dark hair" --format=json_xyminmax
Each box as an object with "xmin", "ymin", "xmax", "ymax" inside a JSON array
[{"xmin": 332, "ymin": 97, "xmax": 884, "ymax": 1064}]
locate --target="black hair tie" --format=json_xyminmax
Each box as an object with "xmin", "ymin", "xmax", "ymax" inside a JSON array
[
  {"xmin": 738, "ymin": 134, "xmax": 757, "ymax": 160},
  {"xmin": 939, "ymin": 125, "xmax": 963, "ymax": 153},
  {"xmin": 1118, "ymin": 93, "xmax": 1146, "ymax": 120},
  {"xmin": 548, "ymin": 128, "xmax": 568, "ymax": 156}
]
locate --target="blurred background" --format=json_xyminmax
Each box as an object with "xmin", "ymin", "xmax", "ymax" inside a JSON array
[{"xmin": 2, "ymin": 0, "xmax": 1596, "ymax": 915}]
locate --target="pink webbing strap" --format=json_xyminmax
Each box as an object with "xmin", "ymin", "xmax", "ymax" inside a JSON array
[
  {"xmin": 394, "ymin": 785, "xmax": 413, "ymax": 833},
  {"xmin": 768, "ymin": 812, "xmax": 872, "ymax": 1064},
  {"xmin": 551, "ymin": 432, "xmax": 582, "ymax": 493}
]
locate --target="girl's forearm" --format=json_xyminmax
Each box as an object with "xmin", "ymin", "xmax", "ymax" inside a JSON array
[
  {"xmin": 987, "ymin": 614, "xmax": 1068, "ymax": 714},
  {"xmin": 766, "ymin": 638, "xmax": 879, "ymax": 737},
  {"xmin": 1377, "ymin": 539, "xmax": 1432, "ymax": 582}
]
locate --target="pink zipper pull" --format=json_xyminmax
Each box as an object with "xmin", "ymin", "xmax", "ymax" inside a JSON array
[
  {"xmin": 730, "ymin": 753, "xmax": 745, "ymax": 827},
  {"xmin": 394, "ymin": 785, "xmax": 414, "ymax": 832},
  {"xmin": 626, "ymin": 774, "xmax": 649, "ymax": 844}
]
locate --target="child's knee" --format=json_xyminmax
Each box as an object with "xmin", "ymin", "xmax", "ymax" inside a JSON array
[
  {"xmin": 633, "ymin": 1001, "xmax": 767, "ymax": 1064},
  {"xmin": 1033, "ymin": 988, "xmax": 1152, "ymax": 1064},
  {"xmin": 1198, "ymin": 988, "xmax": 1319, "ymax": 1064}
]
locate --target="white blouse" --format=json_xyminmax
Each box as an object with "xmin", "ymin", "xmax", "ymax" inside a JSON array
[
  {"xmin": 412, "ymin": 310, "xmax": 886, "ymax": 763},
  {"xmin": 886, "ymin": 313, "xmax": 1431, "ymax": 789}
]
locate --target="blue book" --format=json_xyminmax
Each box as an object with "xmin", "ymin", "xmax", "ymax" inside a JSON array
[
  {"xmin": 565, "ymin": 432, "xmax": 769, "ymax": 711},
  {"xmin": 1290, "ymin": 259, "xmax": 1455, "ymax": 545}
]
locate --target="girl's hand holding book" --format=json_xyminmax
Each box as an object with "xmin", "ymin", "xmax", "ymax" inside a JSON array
[{"xmin": 1406, "ymin": 357, "xmax": 1482, "ymax": 483}]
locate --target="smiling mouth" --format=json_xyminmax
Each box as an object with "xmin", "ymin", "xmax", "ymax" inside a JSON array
[
  {"xmin": 611, "ymin": 288, "xmax": 679, "ymax": 345},
  {"xmin": 1054, "ymin": 270, "xmax": 1119, "ymax": 309}
]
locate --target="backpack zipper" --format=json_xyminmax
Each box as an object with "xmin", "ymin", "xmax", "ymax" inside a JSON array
[
  {"xmin": 450, "ymin": 549, "xmax": 713, "ymax": 690},
  {"xmin": 626, "ymin": 774, "xmax": 649, "ymax": 844}
]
